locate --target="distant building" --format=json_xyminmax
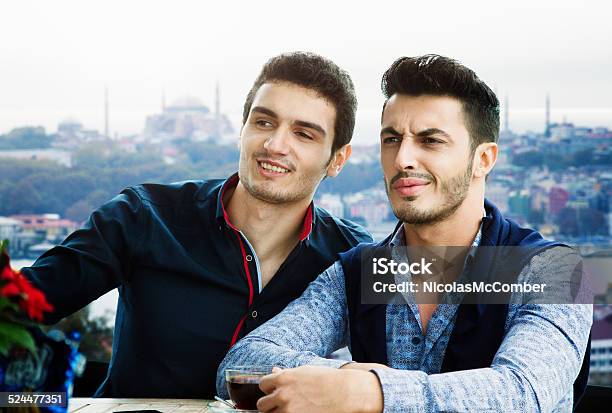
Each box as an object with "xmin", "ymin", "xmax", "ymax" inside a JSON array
[
  {"xmin": 485, "ymin": 183, "xmax": 510, "ymax": 213},
  {"xmin": 548, "ymin": 123, "xmax": 612, "ymax": 155},
  {"xmin": 590, "ymin": 309, "xmax": 612, "ymax": 385},
  {"xmin": 549, "ymin": 122, "xmax": 576, "ymax": 141},
  {"xmin": 344, "ymin": 189, "xmax": 390, "ymax": 225},
  {"xmin": 144, "ymin": 96, "xmax": 234, "ymax": 143},
  {"xmin": 116, "ymin": 136, "xmax": 138, "ymax": 153},
  {"xmin": 549, "ymin": 187, "xmax": 570, "ymax": 215},
  {"xmin": 590, "ymin": 187, "xmax": 610, "ymax": 215},
  {"xmin": 508, "ymin": 189, "xmax": 530, "ymax": 218},
  {"xmin": 58, "ymin": 119, "xmax": 83, "ymax": 136},
  {"xmin": 530, "ymin": 185, "xmax": 549, "ymax": 213},
  {"xmin": 317, "ymin": 193, "xmax": 344, "ymax": 218},
  {"xmin": 0, "ymin": 217, "xmax": 22, "ymax": 253},
  {"xmin": 53, "ymin": 118, "xmax": 106, "ymax": 149},
  {"xmin": 10, "ymin": 214, "xmax": 78, "ymax": 242}
]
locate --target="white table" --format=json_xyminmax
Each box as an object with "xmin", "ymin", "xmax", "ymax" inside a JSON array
[{"xmin": 69, "ymin": 398, "xmax": 214, "ymax": 413}]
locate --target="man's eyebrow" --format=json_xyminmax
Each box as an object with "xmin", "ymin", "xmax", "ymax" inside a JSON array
[
  {"xmin": 294, "ymin": 120, "xmax": 326, "ymax": 137},
  {"xmin": 251, "ymin": 106, "xmax": 326, "ymax": 137},
  {"xmin": 380, "ymin": 126, "xmax": 402, "ymax": 137},
  {"xmin": 251, "ymin": 106, "xmax": 278, "ymax": 118},
  {"xmin": 416, "ymin": 128, "xmax": 451, "ymax": 139}
]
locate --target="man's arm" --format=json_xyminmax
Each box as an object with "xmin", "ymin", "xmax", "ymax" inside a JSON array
[
  {"xmin": 371, "ymin": 247, "xmax": 592, "ymax": 412},
  {"xmin": 371, "ymin": 303, "xmax": 591, "ymax": 412},
  {"xmin": 216, "ymin": 261, "xmax": 350, "ymax": 398},
  {"xmin": 20, "ymin": 187, "xmax": 145, "ymax": 324}
]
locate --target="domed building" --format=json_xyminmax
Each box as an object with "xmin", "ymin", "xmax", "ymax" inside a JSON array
[
  {"xmin": 53, "ymin": 118, "xmax": 106, "ymax": 149},
  {"xmin": 164, "ymin": 97, "xmax": 210, "ymax": 113},
  {"xmin": 57, "ymin": 118, "xmax": 84, "ymax": 136},
  {"xmin": 144, "ymin": 90, "xmax": 234, "ymax": 143}
]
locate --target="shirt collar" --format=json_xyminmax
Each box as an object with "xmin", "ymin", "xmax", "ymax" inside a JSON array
[
  {"xmin": 389, "ymin": 221, "xmax": 405, "ymax": 247},
  {"xmin": 215, "ymin": 172, "xmax": 314, "ymax": 241},
  {"xmin": 389, "ymin": 208, "xmax": 486, "ymax": 248}
]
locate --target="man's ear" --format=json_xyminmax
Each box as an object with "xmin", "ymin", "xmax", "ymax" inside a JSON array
[
  {"xmin": 326, "ymin": 144, "xmax": 352, "ymax": 177},
  {"xmin": 473, "ymin": 142, "xmax": 498, "ymax": 178}
]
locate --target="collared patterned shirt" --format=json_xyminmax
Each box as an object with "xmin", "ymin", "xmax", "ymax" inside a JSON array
[{"xmin": 217, "ymin": 221, "xmax": 592, "ymax": 412}]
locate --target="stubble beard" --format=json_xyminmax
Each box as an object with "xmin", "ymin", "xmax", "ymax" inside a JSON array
[
  {"xmin": 386, "ymin": 160, "xmax": 474, "ymax": 225},
  {"xmin": 238, "ymin": 152, "xmax": 327, "ymax": 205}
]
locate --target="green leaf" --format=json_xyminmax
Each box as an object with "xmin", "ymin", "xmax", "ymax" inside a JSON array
[
  {"xmin": 0, "ymin": 320, "xmax": 36, "ymax": 353},
  {"xmin": 0, "ymin": 334, "xmax": 12, "ymax": 356},
  {"xmin": 0, "ymin": 296, "xmax": 19, "ymax": 313},
  {"xmin": 0, "ymin": 238, "xmax": 8, "ymax": 267}
]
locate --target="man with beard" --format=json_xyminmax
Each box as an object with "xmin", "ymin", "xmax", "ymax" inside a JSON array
[
  {"xmin": 217, "ymin": 55, "xmax": 592, "ymax": 412},
  {"xmin": 21, "ymin": 52, "xmax": 371, "ymax": 398}
]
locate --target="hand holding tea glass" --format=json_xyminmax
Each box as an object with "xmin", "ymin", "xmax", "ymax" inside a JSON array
[
  {"xmin": 256, "ymin": 365, "xmax": 384, "ymax": 413},
  {"xmin": 225, "ymin": 366, "xmax": 274, "ymax": 411}
]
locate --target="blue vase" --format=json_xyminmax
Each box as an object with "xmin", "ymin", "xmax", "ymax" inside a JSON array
[{"xmin": 0, "ymin": 328, "xmax": 85, "ymax": 413}]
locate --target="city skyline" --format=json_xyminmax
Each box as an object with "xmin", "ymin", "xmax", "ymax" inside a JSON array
[{"xmin": 3, "ymin": 87, "xmax": 612, "ymax": 145}]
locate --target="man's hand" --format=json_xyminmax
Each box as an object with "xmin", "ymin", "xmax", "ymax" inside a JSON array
[{"xmin": 257, "ymin": 365, "xmax": 383, "ymax": 413}]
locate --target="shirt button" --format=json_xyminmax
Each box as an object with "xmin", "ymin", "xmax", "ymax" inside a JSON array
[
  {"xmin": 411, "ymin": 336, "xmax": 422, "ymax": 345},
  {"xmin": 251, "ymin": 311, "xmax": 258, "ymax": 318},
  {"xmin": 246, "ymin": 255, "xmax": 253, "ymax": 262}
]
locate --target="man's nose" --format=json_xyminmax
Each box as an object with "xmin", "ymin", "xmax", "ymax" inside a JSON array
[
  {"xmin": 263, "ymin": 128, "xmax": 291, "ymax": 155},
  {"xmin": 394, "ymin": 139, "xmax": 419, "ymax": 171}
]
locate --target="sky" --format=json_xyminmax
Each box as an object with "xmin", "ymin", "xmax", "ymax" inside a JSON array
[{"xmin": 1, "ymin": 0, "xmax": 612, "ymax": 145}]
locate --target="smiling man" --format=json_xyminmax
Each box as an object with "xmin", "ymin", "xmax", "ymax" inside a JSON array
[
  {"xmin": 21, "ymin": 52, "xmax": 371, "ymax": 398},
  {"xmin": 217, "ymin": 55, "xmax": 592, "ymax": 412}
]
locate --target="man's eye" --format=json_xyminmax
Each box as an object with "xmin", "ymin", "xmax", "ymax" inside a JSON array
[
  {"xmin": 383, "ymin": 136, "xmax": 401, "ymax": 144},
  {"xmin": 422, "ymin": 138, "xmax": 442, "ymax": 145},
  {"xmin": 256, "ymin": 120, "xmax": 273, "ymax": 128},
  {"xmin": 296, "ymin": 131, "xmax": 314, "ymax": 140}
]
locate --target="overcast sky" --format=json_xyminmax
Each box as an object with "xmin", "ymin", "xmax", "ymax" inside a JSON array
[{"xmin": 1, "ymin": 0, "xmax": 611, "ymax": 144}]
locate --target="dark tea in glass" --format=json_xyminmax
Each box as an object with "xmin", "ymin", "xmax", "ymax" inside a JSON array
[{"xmin": 225, "ymin": 366, "xmax": 273, "ymax": 410}]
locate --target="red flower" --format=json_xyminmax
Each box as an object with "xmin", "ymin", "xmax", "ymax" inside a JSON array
[
  {"xmin": 1, "ymin": 263, "xmax": 54, "ymax": 322},
  {"xmin": 19, "ymin": 284, "xmax": 54, "ymax": 322},
  {"xmin": 1, "ymin": 267, "xmax": 29, "ymax": 297},
  {"xmin": 1, "ymin": 282, "xmax": 22, "ymax": 297}
]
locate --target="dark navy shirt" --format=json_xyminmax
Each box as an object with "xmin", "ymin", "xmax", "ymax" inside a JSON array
[{"xmin": 22, "ymin": 173, "xmax": 372, "ymax": 398}]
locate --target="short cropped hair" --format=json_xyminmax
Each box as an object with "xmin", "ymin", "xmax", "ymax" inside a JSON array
[
  {"xmin": 381, "ymin": 54, "xmax": 500, "ymax": 150},
  {"xmin": 243, "ymin": 52, "xmax": 357, "ymax": 154}
]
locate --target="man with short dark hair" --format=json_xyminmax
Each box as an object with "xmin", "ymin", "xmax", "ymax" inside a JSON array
[
  {"xmin": 22, "ymin": 51, "xmax": 371, "ymax": 398},
  {"xmin": 217, "ymin": 55, "xmax": 592, "ymax": 412}
]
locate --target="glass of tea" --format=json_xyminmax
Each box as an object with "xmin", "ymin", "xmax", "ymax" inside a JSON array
[{"xmin": 225, "ymin": 366, "xmax": 274, "ymax": 410}]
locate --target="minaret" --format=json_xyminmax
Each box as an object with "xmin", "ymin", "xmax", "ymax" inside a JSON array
[
  {"xmin": 104, "ymin": 86, "xmax": 109, "ymax": 139},
  {"xmin": 162, "ymin": 88, "xmax": 166, "ymax": 112},
  {"xmin": 504, "ymin": 94, "xmax": 509, "ymax": 133},
  {"xmin": 545, "ymin": 93, "xmax": 551, "ymax": 137},
  {"xmin": 214, "ymin": 80, "xmax": 220, "ymax": 141}
]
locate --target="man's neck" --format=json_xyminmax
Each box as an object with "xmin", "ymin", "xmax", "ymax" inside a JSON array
[
  {"xmin": 405, "ymin": 193, "xmax": 485, "ymax": 333},
  {"xmin": 225, "ymin": 181, "xmax": 311, "ymax": 261},
  {"xmin": 403, "ymin": 194, "xmax": 484, "ymax": 247}
]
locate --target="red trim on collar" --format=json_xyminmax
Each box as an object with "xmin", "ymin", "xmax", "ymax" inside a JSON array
[
  {"xmin": 234, "ymin": 231, "xmax": 255, "ymax": 307},
  {"xmin": 221, "ymin": 174, "xmax": 314, "ymax": 241},
  {"xmin": 220, "ymin": 174, "xmax": 240, "ymax": 231},
  {"xmin": 299, "ymin": 205, "xmax": 314, "ymax": 241}
]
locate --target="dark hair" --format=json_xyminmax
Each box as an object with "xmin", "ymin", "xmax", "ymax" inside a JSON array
[
  {"xmin": 381, "ymin": 54, "xmax": 500, "ymax": 150},
  {"xmin": 243, "ymin": 52, "xmax": 357, "ymax": 154}
]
